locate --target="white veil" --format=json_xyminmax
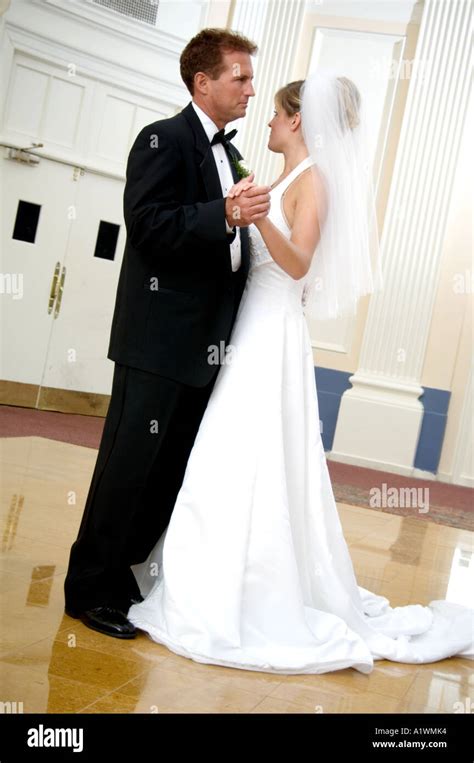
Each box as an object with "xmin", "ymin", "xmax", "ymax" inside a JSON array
[{"xmin": 300, "ymin": 68, "xmax": 384, "ymax": 321}]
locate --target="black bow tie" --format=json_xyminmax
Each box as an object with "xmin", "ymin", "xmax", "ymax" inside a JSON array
[{"xmin": 211, "ymin": 128, "xmax": 238, "ymax": 146}]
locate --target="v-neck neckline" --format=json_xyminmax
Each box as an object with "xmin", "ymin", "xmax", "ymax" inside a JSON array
[{"xmin": 270, "ymin": 156, "xmax": 313, "ymax": 193}]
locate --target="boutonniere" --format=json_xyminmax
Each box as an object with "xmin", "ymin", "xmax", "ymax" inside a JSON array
[{"xmin": 232, "ymin": 157, "xmax": 252, "ymax": 179}]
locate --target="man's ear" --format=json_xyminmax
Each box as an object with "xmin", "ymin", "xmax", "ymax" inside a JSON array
[{"xmin": 194, "ymin": 72, "xmax": 208, "ymax": 96}]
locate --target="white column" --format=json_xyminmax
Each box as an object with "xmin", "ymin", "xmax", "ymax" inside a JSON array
[
  {"xmin": 332, "ymin": 0, "xmax": 471, "ymax": 474},
  {"xmin": 451, "ymin": 359, "xmax": 473, "ymax": 487},
  {"xmin": 230, "ymin": 0, "xmax": 306, "ymax": 184}
]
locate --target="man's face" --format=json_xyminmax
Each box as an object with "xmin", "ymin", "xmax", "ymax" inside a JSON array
[{"xmin": 196, "ymin": 50, "xmax": 255, "ymax": 125}]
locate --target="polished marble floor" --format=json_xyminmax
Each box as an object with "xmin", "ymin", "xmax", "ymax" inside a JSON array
[{"xmin": 1, "ymin": 435, "xmax": 473, "ymax": 714}]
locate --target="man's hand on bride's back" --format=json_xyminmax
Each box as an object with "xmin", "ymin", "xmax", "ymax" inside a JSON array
[{"xmin": 225, "ymin": 174, "xmax": 271, "ymax": 227}]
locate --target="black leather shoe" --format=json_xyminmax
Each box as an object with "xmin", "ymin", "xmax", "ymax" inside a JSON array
[
  {"xmin": 65, "ymin": 595, "xmax": 143, "ymax": 619},
  {"xmin": 66, "ymin": 606, "xmax": 137, "ymax": 639}
]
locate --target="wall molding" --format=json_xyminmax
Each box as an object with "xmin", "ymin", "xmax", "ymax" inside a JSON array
[
  {"xmin": 3, "ymin": 22, "xmax": 186, "ymax": 107},
  {"xmin": 32, "ymin": 0, "xmax": 189, "ymax": 55}
]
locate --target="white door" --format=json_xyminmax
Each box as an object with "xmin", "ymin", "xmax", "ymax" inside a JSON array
[
  {"xmin": 0, "ymin": 148, "xmax": 78, "ymax": 397},
  {"xmin": 40, "ymin": 169, "xmax": 126, "ymax": 396},
  {"xmin": 1, "ymin": 148, "xmax": 126, "ymax": 408}
]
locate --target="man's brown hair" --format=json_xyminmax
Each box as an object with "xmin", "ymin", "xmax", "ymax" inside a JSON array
[{"xmin": 180, "ymin": 28, "xmax": 258, "ymax": 96}]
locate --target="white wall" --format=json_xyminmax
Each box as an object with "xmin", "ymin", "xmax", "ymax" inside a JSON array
[{"xmin": 0, "ymin": 0, "xmax": 207, "ymax": 175}]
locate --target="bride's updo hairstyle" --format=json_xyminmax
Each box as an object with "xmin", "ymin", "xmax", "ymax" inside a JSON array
[
  {"xmin": 275, "ymin": 79, "xmax": 304, "ymax": 118},
  {"xmin": 275, "ymin": 76, "xmax": 361, "ymax": 132}
]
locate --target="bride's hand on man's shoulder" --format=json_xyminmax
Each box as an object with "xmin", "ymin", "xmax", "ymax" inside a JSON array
[{"xmin": 228, "ymin": 173, "xmax": 256, "ymax": 198}]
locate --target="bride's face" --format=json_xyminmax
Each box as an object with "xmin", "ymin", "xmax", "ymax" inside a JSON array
[{"xmin": 267, "ymin": 100, "xmax": 300, "ymax": 153}]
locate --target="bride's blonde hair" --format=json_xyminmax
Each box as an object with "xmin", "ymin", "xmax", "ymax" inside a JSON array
[{"xmin": 275, "ymin": 76, "xmax": 361, "ymax": 131}]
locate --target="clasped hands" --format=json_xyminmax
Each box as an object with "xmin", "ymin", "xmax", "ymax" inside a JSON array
[{"xmin": 225, "ymin": 173, "xmax": 271, "ymax": 228}]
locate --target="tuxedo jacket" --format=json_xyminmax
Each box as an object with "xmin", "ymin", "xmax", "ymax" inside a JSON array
[{"xmin": 108, "ymin": 102, "xmax": 250, "ymax": 387}]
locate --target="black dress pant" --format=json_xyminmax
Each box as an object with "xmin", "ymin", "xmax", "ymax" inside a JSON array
[{"xmin": 64, "ymin": 362, "xmax": 218, "ymax": 611}]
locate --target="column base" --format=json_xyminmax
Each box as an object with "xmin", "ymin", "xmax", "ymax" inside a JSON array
[{"xmin": 330, "ymin": 373, "xmax": 424, "ymax": 473}]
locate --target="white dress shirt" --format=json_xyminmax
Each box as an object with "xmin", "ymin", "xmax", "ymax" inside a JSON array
[{"xmin": 191, "ymin": 101, "xmax": 241, "ymax": 272}]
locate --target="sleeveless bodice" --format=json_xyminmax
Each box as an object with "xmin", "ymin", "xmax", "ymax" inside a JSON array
[{"xmin": 247, "ymin": 156, "xmax": 316, "ymax": 311}]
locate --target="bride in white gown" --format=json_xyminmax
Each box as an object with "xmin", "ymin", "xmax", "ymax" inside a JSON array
[{"xmin": 128, "ymin": 72, "xmax": 474, "ymax": 675}]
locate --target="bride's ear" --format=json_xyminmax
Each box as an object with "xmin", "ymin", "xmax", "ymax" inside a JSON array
[{"xmin": 291, "ymin": 112, "xmax": 301, "ymax": 130}]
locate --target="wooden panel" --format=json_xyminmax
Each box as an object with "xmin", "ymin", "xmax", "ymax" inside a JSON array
[
  {"xmin": 0, "ymin": 380, "xmax": 110, "ymax": 416},
  {"xmin": 38, "ymin": 385, "xmax": 110, "ymax": 416},
  {"xmin": 0, "ymin": 380, "xmax": 39, "ymax": 409}
]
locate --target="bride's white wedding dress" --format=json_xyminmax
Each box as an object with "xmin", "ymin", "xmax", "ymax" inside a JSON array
[{"xmin": 128, "ymin": 157, "xmax": 474, "ymax": 674}]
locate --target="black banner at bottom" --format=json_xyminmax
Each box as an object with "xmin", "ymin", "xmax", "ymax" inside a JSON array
[{"xmin": 0, "ymin": 711, "xmax": 471, "ymax": 759}]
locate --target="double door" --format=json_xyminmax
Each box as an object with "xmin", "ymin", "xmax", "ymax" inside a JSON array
[{"xmin": 1, "ymin": 147, "xmax": 126, "ymax": 412}]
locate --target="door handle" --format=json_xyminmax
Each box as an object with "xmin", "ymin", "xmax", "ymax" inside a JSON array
[
  {"xmin": 53, "ymin": 266, "xmax": 66, "ymax": 319},
  {"xmin": 47, "ymin": 262, "xmax": 61, "ymax": 314}
]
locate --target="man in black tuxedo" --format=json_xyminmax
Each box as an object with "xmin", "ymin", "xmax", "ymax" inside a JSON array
[{"xmin": 63, "ymin": 29, "xmax": 271, "ymax": 638}]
